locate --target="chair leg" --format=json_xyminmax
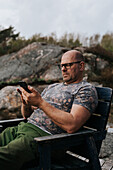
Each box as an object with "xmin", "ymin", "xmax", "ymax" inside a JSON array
[
  {"xmin": 38, "ymin": 144, "xmax": 51, "ymax": 170},
  {"xmin": 86, "ymin": 136, "xmax": 101, "ymax": 170}
]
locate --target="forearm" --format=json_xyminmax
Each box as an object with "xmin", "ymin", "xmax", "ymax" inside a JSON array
[{"xmin": 39, "ymin": 99, "xmax": 75, "ymax": 132}]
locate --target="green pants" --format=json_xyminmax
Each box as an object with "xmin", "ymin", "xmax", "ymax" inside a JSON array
[{"xmin": 0, "ymin": 122, "xmax": 50, "ymax": 170}]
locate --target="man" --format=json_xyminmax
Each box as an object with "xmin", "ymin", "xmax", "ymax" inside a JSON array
[{"xmin": 0, "ymin": 50, "xmax": 98, "ymax": 169}]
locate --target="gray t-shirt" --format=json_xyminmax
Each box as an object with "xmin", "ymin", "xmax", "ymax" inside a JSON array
[{"xmin": 28, "ymin": 80, "xmax": 98, "ymax": 134}]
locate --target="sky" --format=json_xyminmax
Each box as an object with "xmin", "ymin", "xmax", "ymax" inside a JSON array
[{"xmin": 0, "ymin": 0, "xmax": 113, "ymax": 40}]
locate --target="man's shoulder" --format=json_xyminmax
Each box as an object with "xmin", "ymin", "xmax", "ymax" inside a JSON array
[
  {"xmin": 80, "ymin": 81, "xmax": 97, "ymax": 93},
  {"xmin": 48, "ymin": 82, "xmax": 62, "ymax": 89},
  {"xmin": 70, "ymin": 80, "xmax": 94, "ymax": 90},
  {"xmin": 70, "ymin": 80, "xmax": 97, "ymax": 96},
  {"xmin": 79, "ymin": 80, "xmax": 96, "ymax": 89}
]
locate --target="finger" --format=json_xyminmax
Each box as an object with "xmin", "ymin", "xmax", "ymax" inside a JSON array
[
  {"xmin": 17, "ymin": 88, "xmax": 26, "ymax": 104},
  {"xmin": 32, "ymin": 106, "xmax": 38, "ymax": 110},
  {"xmin": 17, "ymin": 88, "xmax": 22, "ymax": 94},
  {"xmin": 28, "ymin": 86, "xmax": 37, "ymax": 93},
  {"xmin": 22, "ymin": 93, "xmax": 28, "ymax": 104},
  {"xmin": 21, "ymin": 87, "xmax": 29, "ymax": 96}
]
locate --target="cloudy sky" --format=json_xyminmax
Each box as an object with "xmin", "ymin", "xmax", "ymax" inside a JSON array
[{"xmin": 0, "ymin": 0, "xmax": 113, "ymax": 39}]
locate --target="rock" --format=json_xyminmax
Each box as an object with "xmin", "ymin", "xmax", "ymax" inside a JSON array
[
  {"xmin": 83, "ymin": 52, "xmax": 109, "ymax": 71},
  {"xmin": 0, "ymin": 86, "xmax": 21, "ymax": 119},
  {"xmin": 99, "ymin": 130, "xmax": 113, "ymax": 160},
  {"xmin": 40, "ymin": 65, "xmax": 62, "ymax": 80},
  {"xmin": 0, "ymin": 42, "xmax": 65, "ymax": 83}
]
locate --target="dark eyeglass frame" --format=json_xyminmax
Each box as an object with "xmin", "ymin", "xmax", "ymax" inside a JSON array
[{"xmin": 60, "ymin": 61, "xmax": 82, "ymax": 69}]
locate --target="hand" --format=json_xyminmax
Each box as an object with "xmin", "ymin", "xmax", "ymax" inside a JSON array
[{"xmin": 20, "ymin": 86, "xmax": 43, "ymax": 107}]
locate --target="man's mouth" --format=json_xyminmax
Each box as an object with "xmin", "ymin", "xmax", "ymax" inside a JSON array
[{"xmin": 63, "ymin": 74, "xmax": 68, "ymax": 77}]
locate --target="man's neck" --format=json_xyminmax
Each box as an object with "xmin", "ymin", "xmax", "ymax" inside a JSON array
[{"xmin": 64, "ymin": 78, "xmax": 83, "ymax": 85}]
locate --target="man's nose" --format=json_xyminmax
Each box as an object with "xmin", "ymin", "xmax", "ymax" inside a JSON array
[
  {"xmin": 62, "ymin": 66, "xmax": 67, "ymax": 71},
  {"xmin": 62, "ymin": 66, "xmax": 67, "ymax": 70}
]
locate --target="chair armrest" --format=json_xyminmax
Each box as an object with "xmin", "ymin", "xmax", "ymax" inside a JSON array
[
  {"xmin": 35, "ymin": 129, "xmax": 94, "ymax": 142},
  {"xmin": 34, "ymin": 128, "xmax": 94, "ymax": 150},
  {"xmin": 0, "ymin": 118, "xmax": 27, "ymax": 130}
]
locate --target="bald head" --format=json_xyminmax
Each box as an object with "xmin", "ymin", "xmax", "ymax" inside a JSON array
[{"xmin": 62, "ymin": 50, "xmax": 84, "ymax": 62}]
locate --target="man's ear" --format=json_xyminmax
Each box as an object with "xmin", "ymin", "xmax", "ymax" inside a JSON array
[{"xmin": 79, "ymin": 61, "xmax": 85, "ymax": 71}]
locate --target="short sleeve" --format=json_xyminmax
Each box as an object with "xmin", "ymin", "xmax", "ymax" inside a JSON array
[
  {"xmin": 41, "ymin": 87, "xmax": 49, "ymax": 96},
  {"xmin": 73, "ymin": 86, "xmax": 98, "ymax": 114}
]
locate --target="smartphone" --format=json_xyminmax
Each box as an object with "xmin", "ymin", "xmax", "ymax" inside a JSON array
[{"xmin": 18, "ymin": 81, "xmax": 31, "ymax": 93}]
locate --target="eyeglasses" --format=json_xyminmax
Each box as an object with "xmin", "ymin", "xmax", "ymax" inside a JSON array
[{"xmin": 60, "ymin": 61, "xmax": 82, "ymax": 69}]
